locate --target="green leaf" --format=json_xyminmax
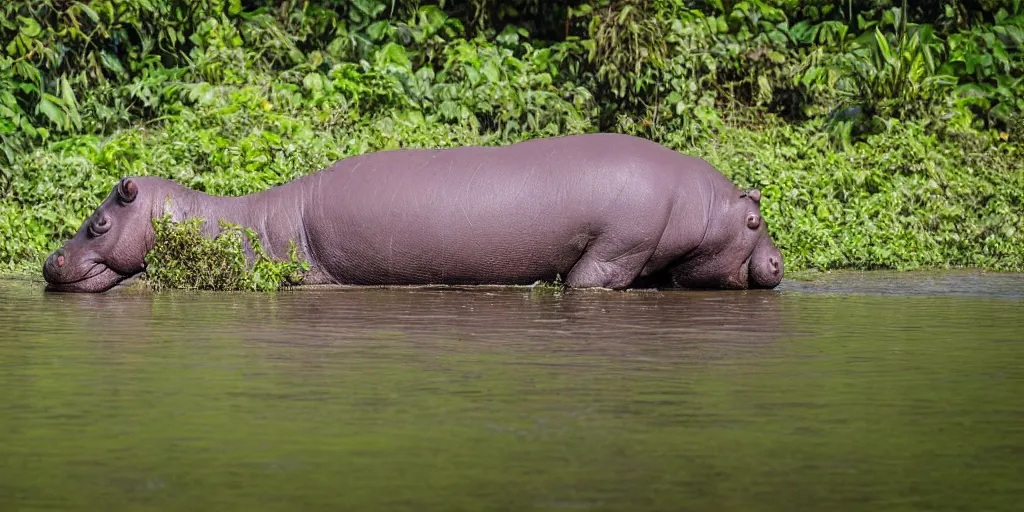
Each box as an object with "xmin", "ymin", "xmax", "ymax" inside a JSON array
[
  {"xmin": 41, "ymin": 93, "xmax": 64, "ymax": 107},
  {"xmin": 874, "ymin": 28, "xmax": 892, "ymax": 62},
  {"xmin": 59, "ymin": 78, "xmax": 76, "ymax": 107},
  {"xmin": 302, "ymin": 72, "xmax": 325, "ymax": 92},
  {"xmin": 352, "ymin": 0, "xmax": 384, "ymax": 17},
  {"xmin": 35, "ymin": 98, "xmax": 64, "ymax": 127},
  {"xmin": 801, "ymin": 66, "xmax": 821, "ymax": 87},
  {"xmin": 417, "ymin": 5, "xmax": 447, "ymax": 33},
  {"xmin": 17, "ymin": 16, "xmax": 41, "ymax": 38},
  {"xmin": 77, "ymin": 4, "xmax": 100, "ymax": 24},
  {"xmin": 716, "ymin": 16, "xmax": 729, "ymax": 33},
  {"xmin": 59, "ymin": 78, "xmax": 81, "ymax": 129},
  {"xmin": 380, "ymin": 42, "xmax": 409, "ymax": 68},
  {"xmin": 100, "ymin": 51, "xmax": 126, "ymax": 76},
  {"xmin": 481, "ymin": 59, "xmax": 501, "ymax": 83},
  {"xmin": 367, "ymin": 20, "xmax": 389, "ymax": 41},
  {"xmin": 757, "ymin": 74, "xmax": 771, "ymax": 101}
]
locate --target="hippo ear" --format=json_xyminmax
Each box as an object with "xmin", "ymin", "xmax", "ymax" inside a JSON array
[
  {"xmin": 747, "ymin": 189, "xmax": 762, "ymax": 204},
  {"xmin": 117, "ymin": 178, "xmax": 138, "ymax": 204}
]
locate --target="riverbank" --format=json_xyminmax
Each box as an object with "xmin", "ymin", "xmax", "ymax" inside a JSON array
[{"xmin": 2, "ymin": 104, "xmax": 1021, "ymax": 277}]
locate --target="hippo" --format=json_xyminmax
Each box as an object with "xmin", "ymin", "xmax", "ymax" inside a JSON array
[{"xmin": 42, "ymin": 133, "xmax": 784, "ymax": 293}]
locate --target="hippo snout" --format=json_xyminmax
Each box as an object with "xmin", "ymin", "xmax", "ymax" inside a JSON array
[
  {"xmin": 43, "ymin": 245, "xmax": 127, "ymax": 293},
  {"xmin": 52, "ymin": 247, "xmax": 66, "ymax": 267},
  {"xmin": 749, "ymin": 243, "xmax": 784, "ymax": 289},
  {"xmin": 42, "ymin": 247, "xmax": 68, "ymax": 284}
]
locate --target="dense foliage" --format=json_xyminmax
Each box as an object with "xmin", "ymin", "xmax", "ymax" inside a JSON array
[
  {"xmin": 1, "ymin": 0, "xmax": 1022, "ymax": 280},
  {"xmin": 145, "ymin": 214, "xmax": 308, "ymax": 291}
]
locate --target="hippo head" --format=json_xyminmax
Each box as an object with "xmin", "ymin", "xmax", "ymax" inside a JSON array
[
  {"xmin": 672, "ymin": 187, "xmax": 784, "ymax": 290},
  {"xmin": 43, "ymin": 177, "xmax": 158, "ymax": 293}
]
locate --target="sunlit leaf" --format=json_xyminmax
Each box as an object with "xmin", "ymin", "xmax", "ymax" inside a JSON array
[
  {"xmin": 100, "ymin": 51, "xmax": 126, "ymax": 76},
  {"xmin": 35, "ymin": 99, "xmax": 64, "ymax": 127},
  {"xmin": 76, "ymin": 4, "xmax": 100, "ymax": 24},
  {"xmin": 17, "ymin": 16, "xmax": 41, "ymax": 38}
]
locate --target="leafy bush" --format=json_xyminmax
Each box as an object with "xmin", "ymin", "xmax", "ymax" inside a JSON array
[
  {"xmin": 144, "ymin": 214, "xmax": 308, "ymax": 291},
  {"xmin": 681, "ymin": 117, "xmax": 1024, "ymax": 271}
]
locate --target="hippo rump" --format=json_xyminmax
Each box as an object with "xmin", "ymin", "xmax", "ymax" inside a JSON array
[{"xmin": 42, "ymin": 133, "xmax": 784, "ymax": 293}]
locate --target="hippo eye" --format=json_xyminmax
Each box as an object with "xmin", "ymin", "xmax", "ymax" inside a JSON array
[
  {"xmin": 89, "ymin": 214, "xmax": 111, "ymax": 236},
  {"xmin": 746, "ymin": 213, "xmax": 761, "ymax": 230}
]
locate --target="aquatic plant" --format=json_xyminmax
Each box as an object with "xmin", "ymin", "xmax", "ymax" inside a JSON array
[{"xmin": 144, "ymin": 214, "xmax": 308, "ymax": 292}]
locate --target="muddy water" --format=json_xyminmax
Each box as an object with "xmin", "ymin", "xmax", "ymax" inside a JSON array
[{"xmin": 0, "ymin": 271, "xmax": 1022, "ymax": 511}]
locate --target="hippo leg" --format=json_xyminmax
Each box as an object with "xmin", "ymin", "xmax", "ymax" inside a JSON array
[{"xmin": 565, "ymin": 239, "xmax": 655, "ymax": 289}]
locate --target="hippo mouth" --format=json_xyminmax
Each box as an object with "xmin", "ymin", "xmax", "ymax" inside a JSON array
[
  {"xmin": 44, "ymin": 262, "xmax": 130, "ymax": 293},
  {"xmin": 740, "ymin": 255, "xmax": 753, "ymax": 287},
  {"xmin": 727, "ymin": 253, "xmax": 779, "ymax": 290},
  {"xmin": 723, "ymin": 255, "xmax": 752, "ymax": 290}
]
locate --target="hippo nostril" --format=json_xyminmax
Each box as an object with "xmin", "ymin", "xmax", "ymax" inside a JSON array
[
  {"xmin": 769, "ymin": 256, "xmax": 779, "ymax": 274},
  {"xmin": 54, "ymin": 247, "xmax": 67, "ymax": 266}
]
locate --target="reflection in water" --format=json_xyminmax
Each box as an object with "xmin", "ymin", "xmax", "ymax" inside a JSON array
[{"xmin": 0, "ymin": 271, "xmax": 1022, "ymax": 511}]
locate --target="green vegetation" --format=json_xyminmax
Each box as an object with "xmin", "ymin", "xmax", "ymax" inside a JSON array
[
  {"xmin": 145, "ymin": 214, "xmax": 308, "ymax": 291},
  {"xmin": 1, "ymin": 0, "xmax": 1022, "ymax": 281}
]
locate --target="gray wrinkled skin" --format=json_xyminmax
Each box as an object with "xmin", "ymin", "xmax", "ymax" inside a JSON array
[{"xmin": 43, "ymin": 133, "xmax": 784, "ymax": 293}]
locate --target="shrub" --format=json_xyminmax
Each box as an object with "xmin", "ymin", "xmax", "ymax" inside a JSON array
[{"xmin": 144, "ymin": 214, "xmax": 309, "ymax": 291}]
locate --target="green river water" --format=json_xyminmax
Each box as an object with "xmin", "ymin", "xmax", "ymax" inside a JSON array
[{"xmin": 1, "ymin": 271, "xmax": 1022, "ymax": 511}]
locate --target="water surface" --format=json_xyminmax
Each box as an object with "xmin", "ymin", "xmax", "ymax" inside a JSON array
[{"xmin": 1, "ymin": 271, "xmax": 1022, "ymax": 511}]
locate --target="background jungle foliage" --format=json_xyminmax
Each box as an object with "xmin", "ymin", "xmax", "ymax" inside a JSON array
[{"xmin": 1, "ymin": 0, "xmax": 1022, "ymax": 277}]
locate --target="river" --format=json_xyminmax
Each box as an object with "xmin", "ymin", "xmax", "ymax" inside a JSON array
[{"xmin": 1, "ymin": 271, "xmax": 1022, "ymax": 511}]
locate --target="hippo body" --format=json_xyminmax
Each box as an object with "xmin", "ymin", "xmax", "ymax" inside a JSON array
[{"xmin": 43, "ymin": 133, "xmax": 784, "ymax": 292}]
